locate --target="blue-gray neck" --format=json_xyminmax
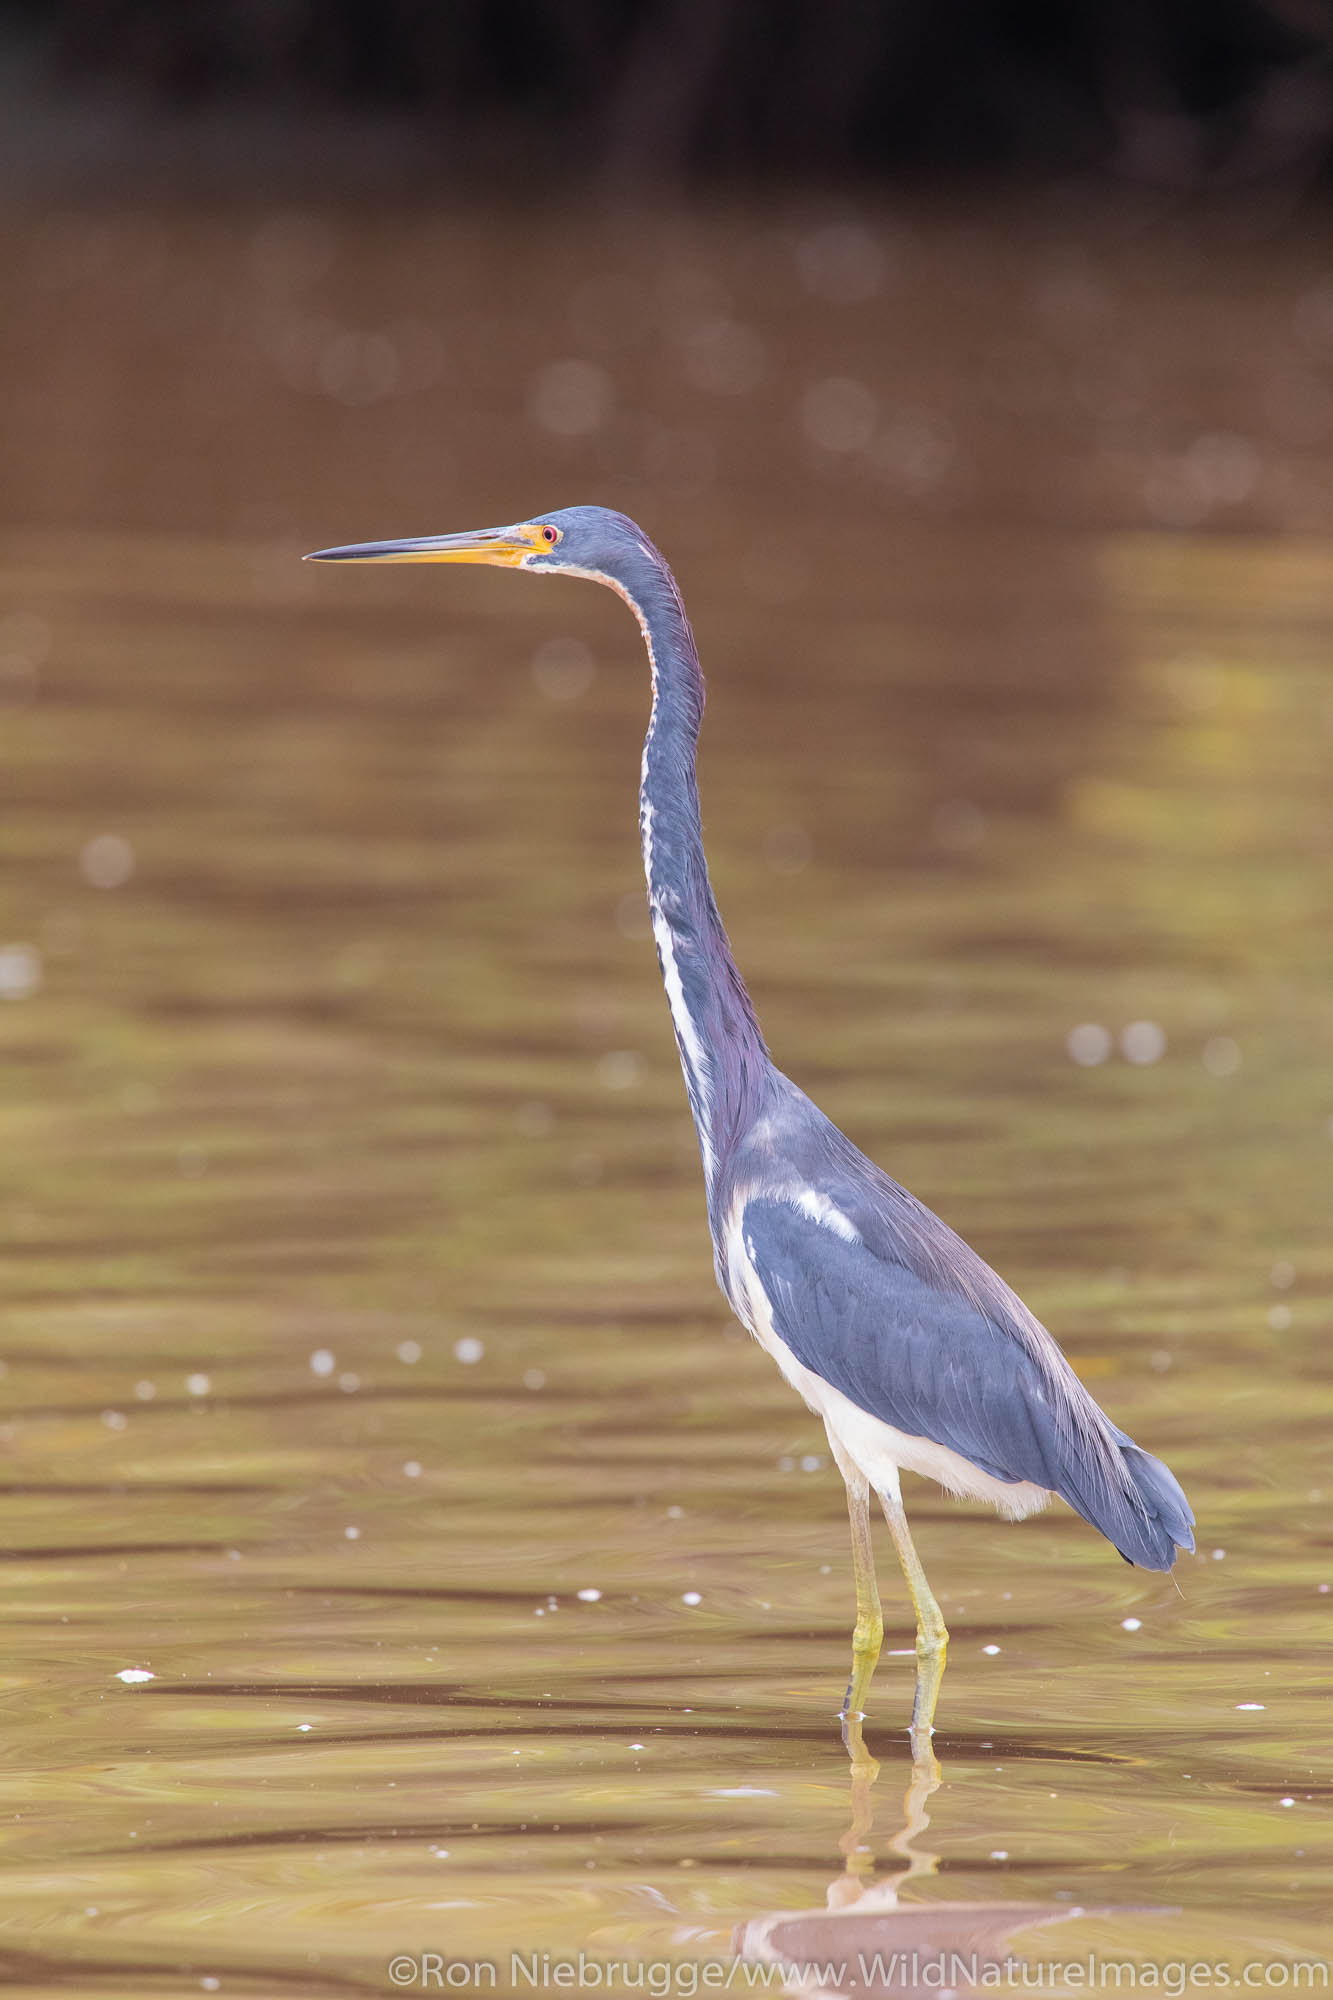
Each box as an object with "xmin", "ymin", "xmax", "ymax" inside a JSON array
[{"xmin": 616, "ymin": 544, "xmax": 769, "ymax": 1191}]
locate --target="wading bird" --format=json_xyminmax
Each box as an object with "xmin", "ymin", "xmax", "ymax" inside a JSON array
[{"xmin": 307, "ymin": 507, "xmax": 1194, "ymax": 1746}]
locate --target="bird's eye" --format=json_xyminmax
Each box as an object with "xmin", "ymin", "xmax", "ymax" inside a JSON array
[{"xmin": 541, "ymin": 525, "xmax": 559, "ymax": 544}]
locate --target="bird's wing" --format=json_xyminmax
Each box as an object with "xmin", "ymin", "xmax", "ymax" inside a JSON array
[
  {"xmin": 738, "ymin": 1195, "xmax": 1069, "ymax": 1491},
  {"xmin": 736, "ymin": 1191, "xmax": 1193, "ymax": 1568}
]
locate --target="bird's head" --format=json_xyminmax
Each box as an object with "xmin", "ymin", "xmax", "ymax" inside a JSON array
[{"xmin": 306, "ymin": 505, "xmax": 655, "ymax": 592}]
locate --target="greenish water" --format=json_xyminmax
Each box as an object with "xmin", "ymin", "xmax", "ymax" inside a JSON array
[{"xmin": 0, "ymin": 202, "xmax": 1329, "ymax": 1994}]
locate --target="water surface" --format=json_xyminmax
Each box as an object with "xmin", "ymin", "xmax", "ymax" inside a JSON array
[{"xmin": 0, "ymin": 200, "xmax": 1329, "ymax": 1994}]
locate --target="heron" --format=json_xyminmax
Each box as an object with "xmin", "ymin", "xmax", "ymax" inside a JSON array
[{"xmin": 307, "ymin": 505, "xmax": 1194, "ymax": 1748}]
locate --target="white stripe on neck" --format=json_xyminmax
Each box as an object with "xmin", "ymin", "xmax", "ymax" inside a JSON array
[
  {"xmin": 524, "ymin": 553, "xmax": 717, "ymax": 1185},
  {"xmin": 641, "ymin": 791, "xmax": 716, "ymax": 1188}
]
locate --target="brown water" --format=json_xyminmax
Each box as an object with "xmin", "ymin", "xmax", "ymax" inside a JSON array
[{"xmin": 0, "ymin": 199, "xmax": 1330, "ymax": 1995}]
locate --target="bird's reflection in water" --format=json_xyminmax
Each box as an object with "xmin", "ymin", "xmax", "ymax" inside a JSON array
[{"xmin": 735, "ymin": 1720, "xmax": 1125, "ymax": 2000}]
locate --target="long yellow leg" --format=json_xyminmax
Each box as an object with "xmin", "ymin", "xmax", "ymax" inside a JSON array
[
  {"xmin": 825, "ymin": 1431, "xmax": 883, "ymax": 1730},
  {"xmin": 878, "ymin": 1481, "xmax": 948, "ymax": 1754},
  {"xmin": 842, "ymin": 1474, "xmax": 883, "ymax": 1724}
]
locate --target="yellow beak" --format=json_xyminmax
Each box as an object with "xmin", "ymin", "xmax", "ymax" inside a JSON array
[{"xmin": 304, "ymin": 523, "xmax": 546, "ymax": 568}]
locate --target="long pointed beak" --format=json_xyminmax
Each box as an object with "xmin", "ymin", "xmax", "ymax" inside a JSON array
[{"xmin": 304, "ymin": 524, "xmax": 540, "ymax": 568}]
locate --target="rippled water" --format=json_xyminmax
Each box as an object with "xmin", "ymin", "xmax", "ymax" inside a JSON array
[{"xmin": 0, "ymin": 200, "xmax": 1329, "ymax": 1995}]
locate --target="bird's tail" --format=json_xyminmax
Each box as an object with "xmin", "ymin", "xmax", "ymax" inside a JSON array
[{"xmin": 1060, "ymin": 1432, "xmax": 1194, "ymax": 1572}]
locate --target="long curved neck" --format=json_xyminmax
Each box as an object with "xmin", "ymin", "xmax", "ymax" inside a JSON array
[{"xmin": 619, "ymin": 554, "xmax": 769, "ymax": 1189}]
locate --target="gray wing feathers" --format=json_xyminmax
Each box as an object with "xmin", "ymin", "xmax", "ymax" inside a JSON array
[{"xmin": 741, "ymin": 1197, "xmax": 1193, "ymax": 1571}]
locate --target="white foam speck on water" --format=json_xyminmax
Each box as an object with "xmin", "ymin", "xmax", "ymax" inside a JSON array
[
  {"xmin": 80, "ymin": 833, "xmax": 134, "ymax": 889},
  {"xmin": 681, "ymin": 1591, "xmax": 702, "ymax": 1606},
  {"xmin": 115, "ymin": 1669, "xmax": 154, "ymax": 1684},
  {"xmin": 0, "ymin": 943, "xmax": 41, "ymax": 1000},
  {"xmin": 309, "ymin": 1348, "xmax": 335, "ymax": 1376},
  {"xmin": 1121, "ymin": 1617, "xmax": 1142, "ymax": 1632},
  {"xmin": 1121, "ymin": 1019, "xmax": 1166, "ymax": 1064},
  {"xmin": 1067, "ymin": 1022, "xmax": 1111, "ymax": 1065},
  {"xmin": 576, "ymin": 1587, "xmax": 601, "ymax": 1602}
]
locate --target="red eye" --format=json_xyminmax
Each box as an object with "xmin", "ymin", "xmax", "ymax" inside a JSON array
[{"xmin": 541, "ymin": 525, "xmax": 558, "ymax": 544}]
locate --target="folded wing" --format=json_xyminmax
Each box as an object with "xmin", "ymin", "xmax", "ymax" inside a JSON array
[{"xmin": 740, "ymin": 1195, "xmax": 1193, "ymax": 1571}]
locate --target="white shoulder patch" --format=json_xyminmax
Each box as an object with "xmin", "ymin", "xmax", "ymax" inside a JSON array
[{"xmin": 792, "ymin": 1188, "xmax": 861, "ymax": 1244}]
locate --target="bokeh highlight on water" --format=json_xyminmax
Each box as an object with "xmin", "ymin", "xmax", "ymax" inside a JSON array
[{"xmin": 0, "ymin": 198, "xmax": 1329, "ymax": 1993}]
